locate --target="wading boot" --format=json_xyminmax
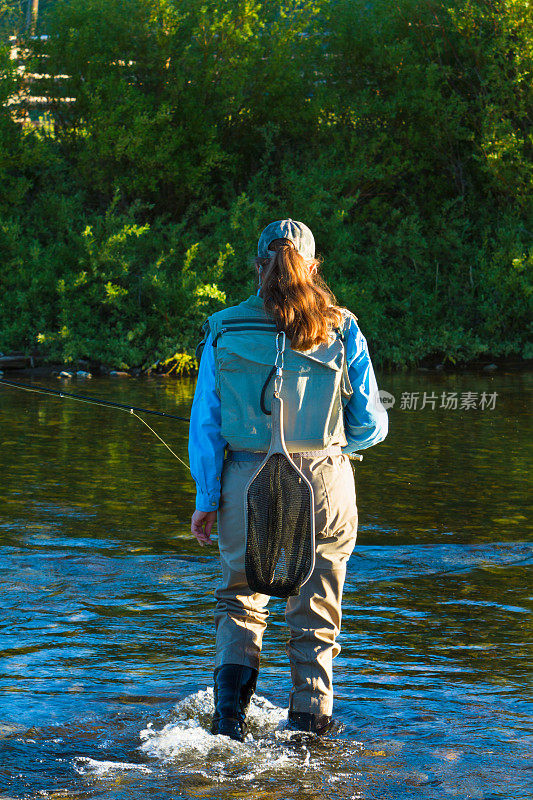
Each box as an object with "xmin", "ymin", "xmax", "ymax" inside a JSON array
[
  {"xmin": 287, "ymin": 698, "xmax": 334, "ymax": 736},
  {"xmin": 211, "ymin": 664, "xmax": 258, "ymax": 742}
]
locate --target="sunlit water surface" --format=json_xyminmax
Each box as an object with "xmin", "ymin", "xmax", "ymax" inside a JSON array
[{"xmin": 0, "ymin": 370, "xmax": 531, "ymax": 800}]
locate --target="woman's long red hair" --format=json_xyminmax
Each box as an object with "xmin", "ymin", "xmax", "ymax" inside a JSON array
[{"xmin": 257, "ymin": 238, "xmax": 345, "ymax": 351}]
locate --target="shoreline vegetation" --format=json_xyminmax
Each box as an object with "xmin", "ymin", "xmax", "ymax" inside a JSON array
[
  {"xmin": 0, "ymin": 352, "xmax": 531, "ymax": 381},
  {"xmin": 1, "ymin": 0, "xmax": 531, "ymax": 373}
]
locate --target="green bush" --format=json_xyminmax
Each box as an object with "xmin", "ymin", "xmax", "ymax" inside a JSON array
[{"xmin": 0, "ymin": 0, "xmax": 531, "ymax": 369}]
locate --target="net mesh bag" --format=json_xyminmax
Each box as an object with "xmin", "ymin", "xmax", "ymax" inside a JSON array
[{"xmin": 245, "ymin": 452, "xmax": 314, "ymax": 598}]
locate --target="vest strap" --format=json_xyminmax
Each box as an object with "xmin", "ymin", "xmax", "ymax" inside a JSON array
[{"xmin": 226, "ymin": 445, "xmax": 343, "ymax": 461}]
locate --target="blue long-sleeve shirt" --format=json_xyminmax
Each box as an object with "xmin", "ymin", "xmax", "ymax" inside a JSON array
[{"xmin": 188, "ymin": 307, "xmax": 388, "ymax": 512}]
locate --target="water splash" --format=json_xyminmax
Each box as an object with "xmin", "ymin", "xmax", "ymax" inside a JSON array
[
  {"xmin": 138, "ymin": 687, "xmax": 329, "ymax": 782},
  {"xmin": 74, "ymin": 757, "xmax": 153, "ymax": 776}
]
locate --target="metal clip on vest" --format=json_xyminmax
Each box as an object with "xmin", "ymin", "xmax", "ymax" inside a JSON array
[{"xmin": 273, "ymin": 331, "xmax": 286, "ymax": 397}]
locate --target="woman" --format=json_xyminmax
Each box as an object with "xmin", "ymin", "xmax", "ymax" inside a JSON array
[{"xmin": 188, "ymin": 219, "xmax": 388, "ymax": 741}]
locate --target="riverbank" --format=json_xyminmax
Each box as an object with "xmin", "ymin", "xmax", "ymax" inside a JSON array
[{"xmin": 1, "ymin": 352, "xmax": 532, "ymax": 381}]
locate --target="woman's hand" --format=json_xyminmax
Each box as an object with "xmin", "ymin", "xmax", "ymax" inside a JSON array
[{"xmin": 191, "ymin": 509, "xmax": 217, "ymax": 546}]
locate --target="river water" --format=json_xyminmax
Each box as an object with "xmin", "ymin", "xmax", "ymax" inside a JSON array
[{"xmin": 0, "ymin": 369, "xmax": 531, "ymax": 800}]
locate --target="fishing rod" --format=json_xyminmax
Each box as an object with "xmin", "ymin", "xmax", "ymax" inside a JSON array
[
  {"xmin": 0, "ymin": 377, "xmax": 191, "ymax": 468},
  {"xmin": 0, "ymin": 377, "xmax": 190, "ymax": 422}
]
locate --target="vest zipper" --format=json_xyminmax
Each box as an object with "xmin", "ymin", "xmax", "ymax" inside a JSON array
[
  {"xmin": 220, "ymin": 317, "xmax": 277, "ymax": 325},
  {"xmin": 213, "ymin": 323, "xmax": 278, "ymax": 346}
]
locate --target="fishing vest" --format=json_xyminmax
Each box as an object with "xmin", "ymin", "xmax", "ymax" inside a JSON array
[{"xmin": 202, "ymin": 295, "xmax": 353, "ymax": 453}]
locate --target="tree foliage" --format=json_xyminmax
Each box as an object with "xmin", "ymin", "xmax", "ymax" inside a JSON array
[{"xmin": 0, "ymin": 0, "xmax": 531, "ymax": 368}]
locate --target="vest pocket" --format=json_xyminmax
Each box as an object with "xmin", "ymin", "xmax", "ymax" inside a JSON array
[{"xmin": 214, "ymin": 323, "xmax": 347, "ymax": 451}]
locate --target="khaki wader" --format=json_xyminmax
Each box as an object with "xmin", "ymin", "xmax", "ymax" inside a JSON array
[{"xmin": 215, "ymin": 449, "xmax": 358, "ymax": 717}]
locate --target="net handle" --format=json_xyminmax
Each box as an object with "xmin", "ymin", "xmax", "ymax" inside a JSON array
[{"xmin": 265, "ymin": 394, "xmax": 288, "ymax": 458}]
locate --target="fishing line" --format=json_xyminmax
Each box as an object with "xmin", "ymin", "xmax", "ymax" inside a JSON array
[
  {"xmin": 123, "ymin": 408, "xmax": 189, "ymax": 469},
  {"xmin": 0, "ymin": 377, "xmax": 190, "ymax": 469}
]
